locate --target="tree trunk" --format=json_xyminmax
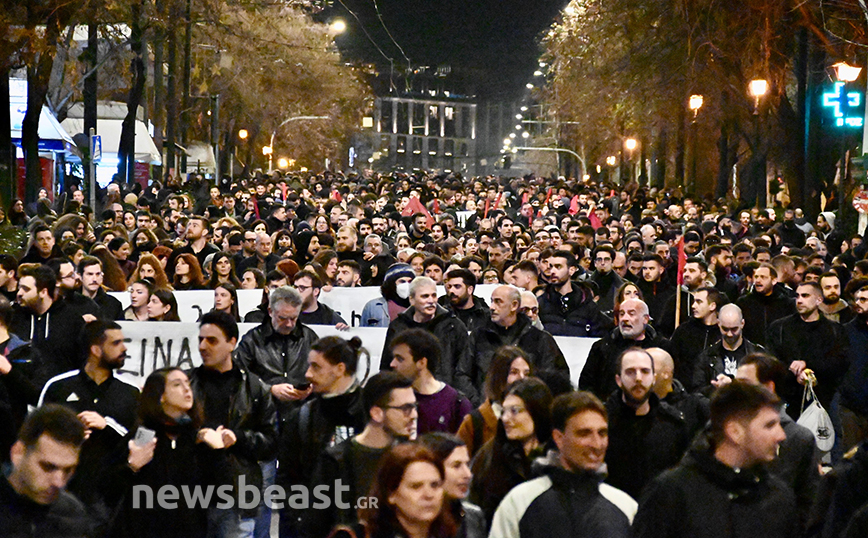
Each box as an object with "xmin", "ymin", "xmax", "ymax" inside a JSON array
[
  {"xmin": 715, "ymin": 119, "xmax": 729, "ymax": 200},
  {"xmin": 23, "ymin": 25, "xmax": 61, "ymax": 203},
  {"xmin": 152, "ymin": 0, "xmax": 164, "ymax": 181},
  {"xmin": 180, "ymin": 0, "xmax": 192, "ymax": 173},
  {"xmin": 651, "ymin": 127, "xmax": 666, "ymax": 190},
  {"xmin": 165, "ymin": 8, "xmax": 178, "ymax": 179},
  {"xmin": 674, "ymin": 99, "xmax": 686, "ymax": 189},
  {"xmin": 84, "ymin": 21, "xmax": 98, "ymax": 190},
  {"xmin": 0, "ymin": 71, "xmax": 13, "ymax": 206},
  {"xmin": 118, "ymin": 0, "xmax": 146, "ymax": 185}
]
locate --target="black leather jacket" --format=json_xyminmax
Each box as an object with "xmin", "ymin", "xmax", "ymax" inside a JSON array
[
  {"xmin": 235, "ymin": 320, "xmax": 320, "ymax": 388},
  {"xmin": 188, "ymin": 364, "xmax": 277, "ymax": 517}
]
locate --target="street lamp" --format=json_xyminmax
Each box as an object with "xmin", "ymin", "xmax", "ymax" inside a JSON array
[
  {"xmin": 262, "ymin": 145, "xmax": 273, "ymax": 170},
  {"xmin": 277, "ymin": 158, "xmax": 289, "ymax": 169},
  {"xmin": 230, "ymin": 129, "xmax": 248, "ymax": 179},
  {"xmin": 749, "ymin": 79, "xmax": 769, "ymax": 205},
  {"xmin": 688, "ymin": 95, "xmax": 704, "ymax": 192},
  {"xmin": 624, "ymin": 138, "xmax": 637, "ymax": 151},
  {"xmin": 834, "ymin": 62, "xmax": 862, "ymax": 82},
  {"xmin": 330, "ymin": 19, "xmax": 347, "ymax": 34},
  {"xmin": 833, "ymin": 62, "xmax": 863, "ymax": 227},
  {"xmin": 624, "ymin": 138, "xmax": 638, "ymax": 184},
  {"xmin": 238, "ymin": 129, "xmax": 248, "ymax": 140}
]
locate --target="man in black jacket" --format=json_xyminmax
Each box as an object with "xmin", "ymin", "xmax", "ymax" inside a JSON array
[
  {"xmin": 78, "ymin": 257, "xmax": 122, "ymax": 320},
  {"xmin": 668, "ymin": 287, "xmax": 722, "ymax": 387},
  {"xmin": 380, "ymin": 277, "xmax": 472, "ymax": 397},
  {"xmin": 579, "ymin": 299, "xmax": 669, "ymax": 400},
  {"xmin": 439, "ymin": 268, "xmax": 490, "ymax": 334},
  {"xmin": 692, "ymin": 304, "xmax": 764, "ymax": 393},
  {"xmin": 38, "ymin": 320, "xmax": 139, "ymax": 530},
  {"xmin": 12, "ymin": 265, "xmax": 88, "ymax": 383},
  {"xmin": 236, "ymin": 232, "xmax": 281, "ymax": 276},
  {"xmin": 604, "ymin": 348, "xmax": 689, "ymax": 499},
  {"xmin": 537, "ymin": 250, "xmax": 608, "ymax": 337},
  {"xmin": 189, "ymin": 311, "xmax": 277, "ymax": 537},
  {"xmin": 767, "ymin": 281, "xmax": 849, "ymax": 420},
  {"xmin": 0, "ymin": 405, "xmax": 91, "ymax": 538},
  {"xmin": 292, "ymin": 270, "xmax": 347, "ymax": 327},
  {"xmin": 632, "ymin": 382, "xmax": 795, "ymax": 538},
  {"xmin": 735, "ymin": 263, "xmax": 795, "ymax": 346},
  {"xmin": 460, "ymin": 286, "xmax": 569, "ymax": 402}
]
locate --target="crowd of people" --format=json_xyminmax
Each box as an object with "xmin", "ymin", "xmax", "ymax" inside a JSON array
[{"xmin": 1, "ymin": 169, "xmax": 868, "ymax": 538}]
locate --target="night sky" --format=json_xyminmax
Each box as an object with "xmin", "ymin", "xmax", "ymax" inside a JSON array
[{"xmin": 322, "ymin": 0, "xmax": 568, "ymax": 99}]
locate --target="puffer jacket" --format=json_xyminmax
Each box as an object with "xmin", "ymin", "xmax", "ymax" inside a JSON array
[
  {"xmin": 537, "ymin": 281, "xmax": 609, "ymax": 337},
  {"xmin": 735, "ymin": 288, "xmax": 796, "ymax": 346},
  {"xmin": 188, "ymin": 365, "xmax": 277, "ymax": 518}
]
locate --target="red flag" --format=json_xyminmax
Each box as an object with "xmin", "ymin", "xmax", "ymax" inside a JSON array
[
  {"xmin": 484, "ymin": 198, "xmax": 491, "ymax": 218},
  {"xmin": 432, "ymin": 199, "xmax": 441, "ymax": 214},
  {"xmin": 569, "ymin": 195, "xmax": 579, "ymax": 215},
  {"xmin": 401, "ymin": 196, "xmax": 434, "ymax": 228},
  {"xmin": 676, "ymin": 236, "xmax": 687, "ymax": 286},
  {"xmin": 588, "ymin": 209, "xmax": 603, "ymax": 230}
]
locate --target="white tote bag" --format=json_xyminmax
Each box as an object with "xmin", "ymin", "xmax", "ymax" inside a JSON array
[{"xmin": 797, "ymin": 381, "xmax": 835, "ymax": 452}]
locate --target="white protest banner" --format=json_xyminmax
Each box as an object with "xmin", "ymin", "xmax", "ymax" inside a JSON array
[
  {"xmin": 116, "ymin": 321, "xmax": 595, "ymax": 388},
  {"xmin": 110, "ymin": 285, "xmax": 501, "ymax": 326}
]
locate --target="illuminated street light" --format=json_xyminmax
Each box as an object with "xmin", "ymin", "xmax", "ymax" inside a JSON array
[
  {"xmin": 526, "ymin": 83, "xmax": 534, "ymax": 89},
  {"xmin": 509, "ymin": 133, "xmax": 516, "ymax": 139},
  {"xmin": 515, "ymin": 114, "xmax": 523, "ymax": 119},
  {"xmin": 522, "ymin": 131, "xmax": 530, "ymax": 139},
  {"xmin": 277, "ymin": 158, "xmax": 289, "ymax": 169},
  {"xmin": 262, "ymin": 146, "xmax": 272, "ymax": 155},
  {"xmin": 689, "ymin": 95, "xmax": 704, "ymax": 117},
  {"xmin": 330, "ymin": 19, "xmax": 347, "ymax": 34},
  {"xmin": 533, "ymin": 70, "xmax": 543, "ymax": 77},
  {"xmin": 624, "ymin": 138, "xmax": 638, "ymax": 151},
  {"xmin": 834, "ymin": 62, "xmax": 862, "ymax": 82},
  {"xmin": 520, "ymin": 106, "xmax": 528, "ymax": 112},
  {"xmin": 238, "ymin": 129, "xmax": 248, "ymax": 140},
  {"xmin": 749, "ymin": 79, "xmax": 768, "ymax": 111},
  {"xmin": 503, "ymin": 138, "xmax": 511, "ymax": 145},
  {"xmin": 515, "ymin": 125, "xmax": 522, "ymax": 130},
  {"xmin": 606, "ymin": 156, "xmax": 617, "ymax": 166}
]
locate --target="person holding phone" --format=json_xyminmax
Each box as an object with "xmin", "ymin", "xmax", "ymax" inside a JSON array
[{"xmin": 110, "ymin": 367, "xmax": 231, "ymax": 538}]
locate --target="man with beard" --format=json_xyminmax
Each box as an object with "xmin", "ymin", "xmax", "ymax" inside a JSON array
[
  {"xmin": 767, "ymin": 281, "xmax": 849, "ymax": 420},
  {"xmin": 819, "ymin": 272, "xmax": 853, "ymax": 324},
  {"xmin": 38, "ymin": 320, "xmax": 139, "ymax": 530},
  {"xmin": 604, "ymin": 348, "xmax": 690, "ymax": 499},
  {"xmin": 839, "ymin": 280, "xmax": 868, "ymax": 452},
  {"xmin": 12, "ymin": 265, "xmax": 88, "ymax": 383},
  {"xmin": 580, "ymin": 299, "xmax": 670, "ymax": 400},
  {"xmin": 705, "ymin": 244, "xmax": 738, "ymax": 303},
  {"xmin": 693, "ymin": 304, "xmax": 764, "ymax": 393},
  {"xmin": 301, "ymin": 372, "xmax": 417, "ymax": 537},
  {"xmin": 658, "ymin": 257, "xmax": 710, "ymax": 337},
  {"xmin": 292, "ymin": 270, "xmax": 348, "ymax": 327},
  {"xmin": 46, "ymin": 258, "xmax": 99, "ymax": 320},
  {"xmin": 636, "ymin": 254, "xmax": 674, "ymax": 325},
  {"xmin": 537, "ymin": 250, "xmax": 608, "ymax": 337},
  {"xmin": 167, "ymin": 216, "xmax": 219, "ymax": 277},
  {"xmin": 736, "ymin": 264, "xmax": 795, "ymax": 346},
  {"xmin": 438, "ymin": 268, "xmax": 490, "ymax": 334}
]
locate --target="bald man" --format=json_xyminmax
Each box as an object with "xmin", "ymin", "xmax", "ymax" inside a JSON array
[
  {"xmin": 692, "ymin": 304, "xmax": 764, "ymax": 393},
  {"xmin": 650, "ymin": 347, "xmax": 709, "ymax": 438},
  {"xmin": 579, "ymin": 299, "xmax": 671, "ymax": 400},
  {"xmin": 461, "ymin": 285, "xmax": 568, "ymax": 400}
]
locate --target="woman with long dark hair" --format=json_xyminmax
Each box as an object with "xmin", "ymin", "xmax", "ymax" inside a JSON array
[
  {"xmin": 148, "ymin": 289, "xmax": 181, "ymax": 321},
  {"xmin": 212, "ymin": 282, "xmax": 240, "ymax": 322},
  {"xmin": 207, "ymin": 251, "xmax": 241, "ymax": 289},
  {"xmin": 111, "ymin": 368, "xmax": 228, "ymax": 538},
  {"xmin": 469, "ymin": 377, "xmax": 552, "ymax": 525}
]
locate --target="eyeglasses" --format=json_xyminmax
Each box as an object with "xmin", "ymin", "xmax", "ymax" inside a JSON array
[
  {"xmin": 520, "ymin": 306, "xmax": 539, "ymax": 315},
  {"xmin": 385, "ymin": 403, "xmax": 418, "ymax": 416},
  {"xmin": 502, "ymin": 405, "xmax": 527, "ymax": 418},
  {"xmin": 294, "ymin": 285, "xmax": 313, "ymax": 292}
]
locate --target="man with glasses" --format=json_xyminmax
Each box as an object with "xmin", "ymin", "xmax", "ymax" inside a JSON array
[
  {"xmin": 302, "ymin": 372, "xmax": 417, "ymax": 537},
  {"xmin": 292, "ymin": 270, "xmax": 348, "ymax": 328},
  {"xmin": 692, "ymin": 304, "xmax": 764, "ymax": 393},
  {"xmin": 46, "ymin": 258, "xmax": 99, "ymax": 321},
  {"xmin": 587, "ymin": 244, "xmax": 623, "ymax": 315}
]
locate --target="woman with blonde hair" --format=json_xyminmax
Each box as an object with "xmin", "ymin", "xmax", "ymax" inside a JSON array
[{"xmin": 130, "ymin": 253, "xmax": 173, "ymax": 290}]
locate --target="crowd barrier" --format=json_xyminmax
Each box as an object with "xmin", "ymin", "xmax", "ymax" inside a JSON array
[{"xmin": 111, "ymin": 287, "xmax": 598, "ymax": 388}]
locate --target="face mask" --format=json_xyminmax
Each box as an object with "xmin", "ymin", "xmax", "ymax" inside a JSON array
[{"xmin": 396, "ymin": 282, "xmax": 411, "ymax": 299}]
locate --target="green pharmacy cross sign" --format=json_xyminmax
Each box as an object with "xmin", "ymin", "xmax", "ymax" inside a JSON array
[{"xmin": 822, "ymin": 82, "xmax": 864, "ymax": 128}]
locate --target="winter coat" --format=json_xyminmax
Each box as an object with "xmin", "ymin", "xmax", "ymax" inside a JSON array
[
  {"xmin": 537, "ymin": 282, "xmax": 608, "ymax": 337},
  {"xmin": 380, "ymin": 305, "xmax": 471, "ymax": 392},
  {"xmin": 840, "ymin": 318, "xmax": 868, "ymax": 416},
  {"xmin": 692, "ymin": 339, "xmax": 765, "ymax": 394},
  {"xmin": 460, "ymin": 315, "xmax": 568, "ymax": 403},
  {"xmin": 578, "ymin": 325, "xmax": 670, "ymax": 400},
  {"xmin": 604, "ymin": 392, "xmax": 690, "ymax": 499},
  {"xmin": 668, "ymin": 317, "xmax": 721, "ymax": 388},
  {"xmin": 438, "ymin": 294, "xmax": 491, "ymax": 334},
  {"xmin": 488, "ymin": 452, "xmax": 635, "ymax": 538},
  {"xmin": 736, "ymin": 289, "xmax": 796, "ymax": 346},
  {"xmin": 631, "ymin": 433, "xmax": 798, "ymax": 538}
]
